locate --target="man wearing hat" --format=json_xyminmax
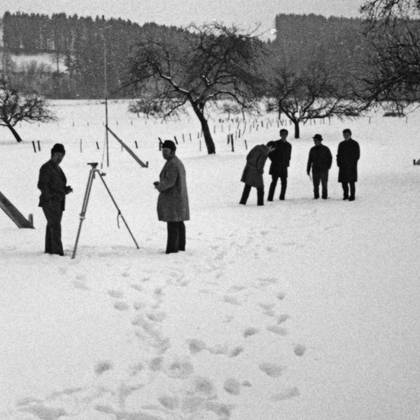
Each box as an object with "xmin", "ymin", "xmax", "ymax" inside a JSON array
[
  {"xmin": 306, "ymin": 134, "xmax": 332, "ymax": 199},
  {"xmin": 154, "ymin": 140, "xmax": 190, "ymax": 254},
  {"xmin": 37, "ymin": 143, "xmax": 73, "ymax": 255}
]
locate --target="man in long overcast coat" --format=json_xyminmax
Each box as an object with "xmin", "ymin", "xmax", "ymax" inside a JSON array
[
  {"xmin": 240, "ymin": 142, "xmax": 275, "ymax": 206},
  {"xmin": 154, "ymin": 140, "xmax": 190, "ymax": 254},
  {"xmin": 267, "ymin": 128, "xmax": 292, "ymax": 201},
  {"xmin": 337, "ymin": 128, "xmax": 360, "ymax": 201}
]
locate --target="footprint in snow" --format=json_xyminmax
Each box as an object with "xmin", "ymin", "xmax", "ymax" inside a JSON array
[
  {"xmin": 277, "ymin": 314, "xmax": 290, "ymax": 324},
  {"xmin": 94, "ymin": 360, "xmax": 113, "ymax": 375},
  {"xmin": 133, "ymin": 301, "xmax": 145, "ymax": 311},
  {"xmin": 229, "ymin": 346, "xmax": 244, "ymax": 358},
  {"xmin": 244, "ymin": 327, "xmax": 259, "ymax": 338},
  {"xmin": 227, "ymin": 285, "xmax": 247, "ymax": 293},
  {"xmin": 158, "ymin": 395, "xmax": 179, "ymax": 410},
  {"xmin": 224, "ymin": 378, "xmax": 241, "ymax": 395},
  {"xmin": 131, "ymin": 284, "xmax": 143, "ymax": 292},
  {"xmin": 259, "ymin": 363, "xmax": 285, "ymax": 378},
  {"xmin": 257, "ymin": 277, "xmax": 278, "ymax": 288},
  {"xmin": 114, "ymin": 301, "xmax": 130, "ymax": 311},
  {"xmin": 146, "ymin": 311, "xmax": 167, "ymax": 323},
  {"xmin": 188, "ymin": 339, "xmax": 207, "ymax": 354},
  {"xmin": 294, "ymin": 344, "xmax": 306, "ymax": 356},
  {"xmin": 149, "ymin": 357, "xmax": 164, "ymax": 372},
  {"xmin": 72, "ymin": 280, "xmax": 89, "ymax": 291},
  {"xmin": 208, "ymin": 344, "xmax": 229, "ymax": 355},
  {"xmin": 18, "ymin": 405, "xmax": 66, "ymax": 419},
  {"xmin": 266, "ymin": 325, "xmax": 288, "ymax": 336},
  {"xmin": 270, "ymin": 387, "xmax": 300, "ymax": 401},
  {"xmin": 108, "ymin": 289, "xmax": 124, "ymax": 299},
  {"xmin": 277, "ymin": 292, "xmax": 286, "ymax": 300},
  {"xmin": 164, "ymin": 356, "xmax": 194, "ymax": 379},
  {"xmin": 223, "ymin": 295, "xmax": 241, "ymax": 305}
]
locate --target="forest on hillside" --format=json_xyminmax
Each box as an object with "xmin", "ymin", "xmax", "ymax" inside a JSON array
[{"xmin": 0, "ymin": 11, "xmax": 402, "ymax": 100}]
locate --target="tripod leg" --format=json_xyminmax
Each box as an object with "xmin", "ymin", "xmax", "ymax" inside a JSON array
[
  {"xmin": 71, "ymin": 168, "xmax": 96, "ymax": 259},
  {"xmin": 97, "ymin": 173, "xmax": 140, "ymax": 249}
]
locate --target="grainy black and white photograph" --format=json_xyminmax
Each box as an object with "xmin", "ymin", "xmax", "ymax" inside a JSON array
[{"xmin": 0, "ymin": 0, "xmax": 419, "ymax": 419}]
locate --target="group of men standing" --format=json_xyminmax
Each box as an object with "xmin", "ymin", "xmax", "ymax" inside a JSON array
[
  {"xmin": 37, "ymin": 129, "xmax": 359, "ymax": 256},
  {"xmin": 240, "ymin": 128, "xmax": 360, "ymax": 205}
]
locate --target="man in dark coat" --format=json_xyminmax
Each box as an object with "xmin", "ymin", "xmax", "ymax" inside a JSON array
[
  {"xmin": 337, "ymin": 128, "xmax": 360, "ymax": 201},
  {"xmin": 240, "ymin": 142, "xmax": 275, "ymax": 206},
  {"xmin": 37, "ymin": 143, "xmax": 73, "ymax": 255},
  {"xmin": 306, "ymin": 134, "xmax": 333, "ymax": 199},
  {"xmin": 154, "ymin": 140, "xmax": 190, "ymax": 254},
  {"xmin": 267, "ymin": 128, "xmax": 292, "ymax": 201}
]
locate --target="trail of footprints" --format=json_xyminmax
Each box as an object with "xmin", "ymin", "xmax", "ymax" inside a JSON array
[{"xmin": 12, "ymin": 265, "xmax": 305, "ymax": 419}]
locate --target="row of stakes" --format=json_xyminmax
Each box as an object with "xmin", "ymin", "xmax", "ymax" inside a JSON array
[
  {"xmin": 29, "ymin": 114, "xmax": 384, "ymax": 154},
  {"xmin": 27, "ymin": 115, "xmax": 332, "ymax": 129},
  {"xmin": 29, "ymin": 117, "xmax": 313, "ymax": 154}
]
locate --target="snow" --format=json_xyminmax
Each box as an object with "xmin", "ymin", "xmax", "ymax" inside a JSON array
[{"xmin": 0, "ymin": 100, "xmax": 420, "ymax": 420}]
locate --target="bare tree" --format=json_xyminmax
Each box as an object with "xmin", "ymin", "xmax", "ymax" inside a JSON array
[
  {"xmin": 0, "ymin": 79, "xmax": 55, "ymax": 143},
  {"xmin": 361, "ymin": 0, "xmax": 420, "ymax": 105},
  {"xmin": 267, "ymin": 63, "xmax": 367, "ymax": 139},
  {"xmin": 128, "ymin": 24, "xmax": 264, "ymax": 154}
]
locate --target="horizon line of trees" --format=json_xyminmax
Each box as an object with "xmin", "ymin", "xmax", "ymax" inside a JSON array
[{"xmin": 1, "ymin": 2, "xmax": 419, "ymax": 150}]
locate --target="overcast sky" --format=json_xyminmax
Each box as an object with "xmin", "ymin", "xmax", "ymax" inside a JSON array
[{"xmin": 0, "ymin": 0, "xmax": 363, "ymax": 36}]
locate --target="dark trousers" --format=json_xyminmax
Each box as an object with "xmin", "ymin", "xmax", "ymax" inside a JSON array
[
  {"xmin": 240, "ymin": 184, "xmax": 264, "ymax": 206},
  {"xmin": 312, "ymin": 170, "xmax": 329, "ymax": 199},
  {"xmin": 166, "ymin": 221, "xmax": 186, "ymax": 254},
  {"xmin": 42, "ymin": 204, "xmax": 64, "ymax": 255},
  {"xmin": 268, "ymin": 175, "xmax": 287, "ymax": 200},
  {"xmin": 341, "ymin": 182, "xmax": 356, "ymax": 199}
]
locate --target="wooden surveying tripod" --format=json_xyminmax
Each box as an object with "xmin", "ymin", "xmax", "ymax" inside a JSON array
[{"xmin": 71, "ymin": 162, "xmax": 139, "ymax": 259}]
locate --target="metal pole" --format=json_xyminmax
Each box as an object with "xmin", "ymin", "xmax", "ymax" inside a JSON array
[
  {"xmin": 103, "ymin": 27, "xmax": 110, "ymax": 167},
  {"xmin": 96, "ymin": 172, "xmax": 140, "ymax": 249},
  {"xmin": 71, "ymin": 166, "xmax": 97, "ymax": 259}
]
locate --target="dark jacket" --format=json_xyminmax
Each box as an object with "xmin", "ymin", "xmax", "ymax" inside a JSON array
[
  {"xmin": 337, "ymin": 139, "xmax": 360, "ymax": 182},
  {"xmin": 241, "ymin": 144, "xmax": 270, "ymax": 189},
  {"xmin": 268, "ymin": 140, "xmax": 292, "ymax": 177},
  {"xmin": 37, "ymin": 160, "xmax": 69, "ymax": 210},
  {"xmin": 157, "ymin": 155, "xmax": 190, "ymax": 222},
  {"xmin": 307, "ymin": 144, "xmax": 333, "ymax": 174}
]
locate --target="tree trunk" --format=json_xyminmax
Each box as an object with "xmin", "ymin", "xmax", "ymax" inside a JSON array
[
  {"xmin": 191, "ymin": 104, "xmax": 216, "ymax": 154},
  {"xmin": 6, "ymin": 122, "xmax": 23, "ymax": 143},
  {"xmin": 293, "ymin": 120, "xmax": 300, "ymax": 139}
]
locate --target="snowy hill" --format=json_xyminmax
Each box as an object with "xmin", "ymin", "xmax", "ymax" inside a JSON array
[{"xmin": 0, "ymin": 102, "xmax": 419, "ymax": 419}]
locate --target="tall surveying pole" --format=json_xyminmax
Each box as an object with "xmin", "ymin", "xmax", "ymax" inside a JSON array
[{"xmin": 102, "ymin": 25, "xmax": 110, "ymax": 167}]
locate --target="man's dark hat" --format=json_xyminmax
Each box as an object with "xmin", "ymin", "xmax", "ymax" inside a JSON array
[
  {"xmin": 51, "ymin": 143, "xmax": 65, "ymax": 154},
  {"xmin": 313, "ymin": 134, "xmax": 323, "ymax": 141},
  {"xmin": 162, "ymin": 140, "xmax": 176, "ymax": 151}
]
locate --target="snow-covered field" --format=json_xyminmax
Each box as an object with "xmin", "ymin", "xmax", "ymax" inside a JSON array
[{"xmin": 0, "ymin": 101, "xmax": 419, "ymax": 420}]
